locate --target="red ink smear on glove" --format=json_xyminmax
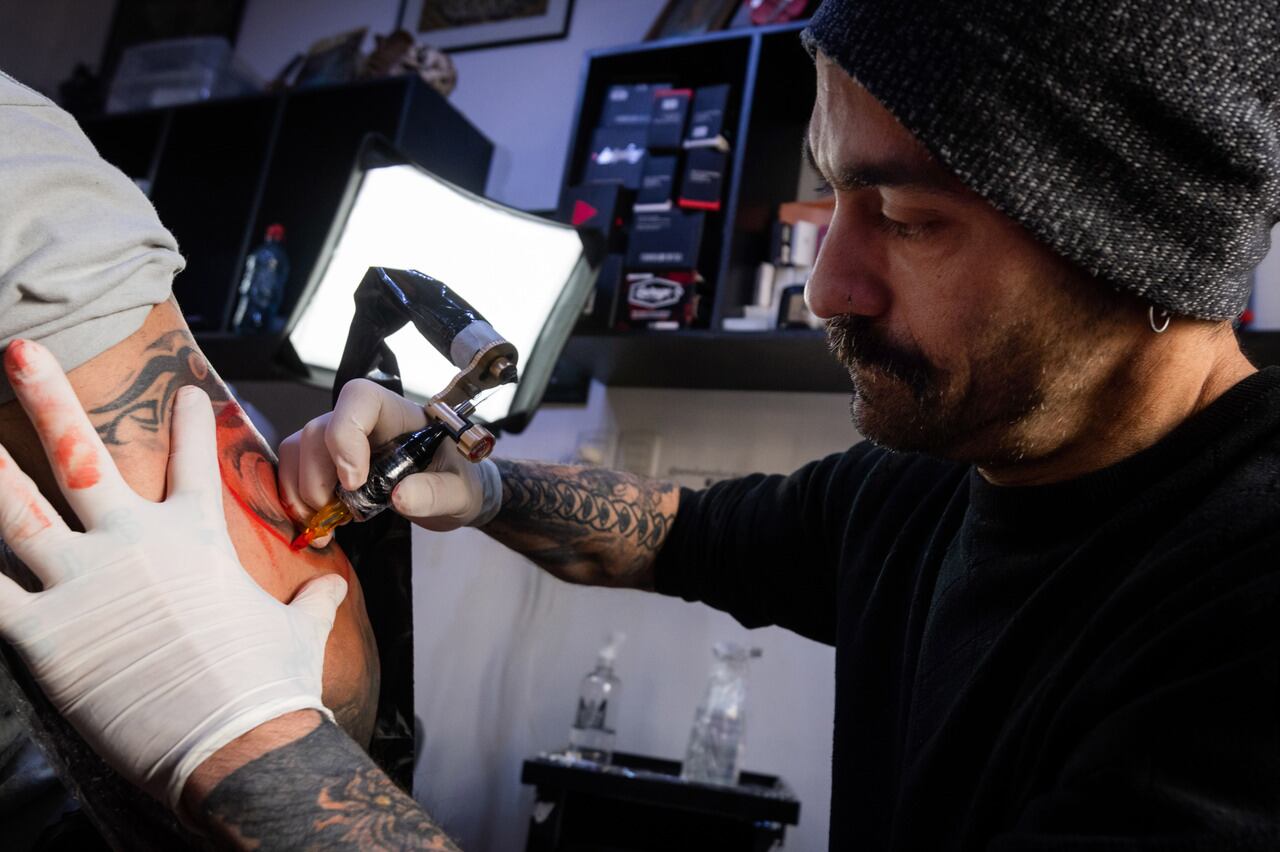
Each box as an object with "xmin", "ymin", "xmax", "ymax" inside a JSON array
[
  {"xmin": 9, "ymin": 500, "xmax": 52, "ymax": 542},
  {"xmin": 4, "ymin": 339, "xmax": 36, "ymax": 384},
  {"xmin": 55, "ymin": 430, "xmax": 100, "ymax": 489}
]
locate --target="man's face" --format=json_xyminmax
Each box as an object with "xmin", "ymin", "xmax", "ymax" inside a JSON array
[{"xmin": 806, "ymin": 54, "xmax": 1139, "ymax": 466}]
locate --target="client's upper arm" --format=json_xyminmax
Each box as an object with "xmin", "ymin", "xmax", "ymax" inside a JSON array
[{"xmin": 0, "ymin": 300, "xmax": 379, "ymax": 745}]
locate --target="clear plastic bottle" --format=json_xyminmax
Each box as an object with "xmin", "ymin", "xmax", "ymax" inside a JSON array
[
  {"xmin": 232, "ymin": 223, "xmax": 289, "ymax": 333},
  {"xmin": 681, "ymin": 642, "xmax": 762, "ymax": 786},
  {"xmin": 566, "ymin": 632, "xmax": 625, "ymax": 764}
]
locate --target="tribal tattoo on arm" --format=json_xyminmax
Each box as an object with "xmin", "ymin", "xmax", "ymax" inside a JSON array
[
  {"xmin": 89, "ymin": 330, "xmax": 229, "ymax": 445},
  {"xmin": 485, "ymin": 460, "xmax": 680, "ymax": 590},
  {"xmin": 197, "ymin": 719, "xmax": 460, "ymax": 851},
  {"xmin": 71, "ymin": 315, "xmax": 379, "ymax": 744},
  {"xmin": 87, "ymin": 330, "xmax": 297, "ymax": 541}
]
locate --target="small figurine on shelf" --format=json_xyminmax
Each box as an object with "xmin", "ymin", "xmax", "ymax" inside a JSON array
[
  {"xmin": 266, "ymin": 28, "xmax": 456, "ymax": 97},
  {"xmin": 746, "ymin": 0, "xmax": 815, "ymax": 26},
  {"xmin": 361, "ymin": 29, "xmax": 458, "ymax": 97}
]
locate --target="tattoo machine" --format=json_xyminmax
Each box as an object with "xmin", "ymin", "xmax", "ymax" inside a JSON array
[{"xmin": 291, "ymin": 267, "xmax": 519, "ymax": 550}]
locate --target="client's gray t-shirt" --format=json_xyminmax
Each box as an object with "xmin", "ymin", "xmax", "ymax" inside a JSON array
[{"xmin": 0, "ymin": 70, "xmax": 184, "ymax": 404}]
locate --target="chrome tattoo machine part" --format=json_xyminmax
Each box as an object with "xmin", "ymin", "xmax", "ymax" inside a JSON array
[{"xmin": 292, "ymin": 268, "xmax": 519, "ymax": 549}]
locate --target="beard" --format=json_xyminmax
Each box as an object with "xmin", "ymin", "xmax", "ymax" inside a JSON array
[{"xmin": 825, "ymin": 314, "xmax": 1047, "ymax": 461}]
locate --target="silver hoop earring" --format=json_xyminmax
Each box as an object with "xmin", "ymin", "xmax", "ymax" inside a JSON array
[{"xmin": 1148, "ymin": 305, "xmax": 1171, "ymax": 334}]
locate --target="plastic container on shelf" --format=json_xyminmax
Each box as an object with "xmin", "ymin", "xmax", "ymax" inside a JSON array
[{"xmin": 107, "ymin": 37, "xmax": 258, "ymax": 114}]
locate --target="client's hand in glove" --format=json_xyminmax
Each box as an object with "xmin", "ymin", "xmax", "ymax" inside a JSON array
[
  {"xmin": 277, "ymin": 378, "xmax": 502, "ymax": 547},
  {"xmin": 0, "ymin": 339, "xmax": 347, "ymax": 811}
]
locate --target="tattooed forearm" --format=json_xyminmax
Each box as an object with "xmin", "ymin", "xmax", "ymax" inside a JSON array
[
  {"xmin": 486, "ymin": 460, "xmax": 679, "ymax": 589},
  {"xmin": 198, "ymin": 720, "xmax": 459, "ymax": 851}
]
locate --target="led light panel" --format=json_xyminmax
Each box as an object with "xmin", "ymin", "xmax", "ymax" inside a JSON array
[{"xmin": 290, "ymin": 155, "xmax": 590, "ymax": 426}]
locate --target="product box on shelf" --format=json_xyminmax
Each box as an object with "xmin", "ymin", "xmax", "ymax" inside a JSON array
[
  {"xmin": 625, "ymin": 210, "xmax": 706, "ymax": 270},
  {"xmin": 584, "ymin": 126, "xmax": 648, "ymax": 189},
  {"xmin": 601, "ymin": 82, "xmax": 672, "ymax": 128},
  {"xmin": 683, "ymin": 84, "xmax": 732, "ymax": 151},
  {"xmin": 557, "ymin": 184, "xmax": 630, "ymax": 247},
  {"xmin": 623, "ymin": 270, "xmax": 702, "ymax": 328},
  {"xmin": 634, "ymin": 155, "xmax": 679, "ymax": 212},
  {"xmin": 647, "ymin": 88, "xmax": 692, "ymax": 149},
  {"xmin": 678, "ymin": 147, "xmax": 727, "ymax": 211}
]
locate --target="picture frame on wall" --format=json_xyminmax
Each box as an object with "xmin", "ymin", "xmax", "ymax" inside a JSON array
[
  {"xmin": 646, "ymin": 0, "xmax": 741, "ymax": 41},
  {"xmin": 398, "ymin": 0, "xmax": 575, "ymax": 52}
]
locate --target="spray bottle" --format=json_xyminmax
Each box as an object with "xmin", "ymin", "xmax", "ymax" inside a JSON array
[
  {"xmin": 566, "ymin": 632, "xmax": 625, "ymax": 764},
  {"xmin": 681, "ymin": 642, "xmax": 762, "ymax": 786}
]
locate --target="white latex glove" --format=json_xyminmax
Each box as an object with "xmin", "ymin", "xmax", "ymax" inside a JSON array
[
  {"xmin": 277, "ymin": 378, "xmax": 502, "ymax": 546},
  {"xmin": 0, "ymin": 338, "xmax": 346, "ymax": 812}
]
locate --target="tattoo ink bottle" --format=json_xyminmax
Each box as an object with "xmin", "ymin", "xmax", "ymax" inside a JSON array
[{"xmin": 566, "ymin": 632, "xmax": 625, "ymax": 765}]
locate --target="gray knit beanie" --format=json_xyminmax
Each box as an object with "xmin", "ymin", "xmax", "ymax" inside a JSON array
[{"xmin": 802, "ymin": 0, "xmax": 1280, "ymax": 320}]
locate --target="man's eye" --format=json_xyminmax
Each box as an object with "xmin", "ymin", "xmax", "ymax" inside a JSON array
[
  {"xmin": 875, "ymin": 213, "xmax": 934, "ymax": 239},
  {"xmin": 813, "ymin": 179, "xmax": 833, "ymax": 197}
]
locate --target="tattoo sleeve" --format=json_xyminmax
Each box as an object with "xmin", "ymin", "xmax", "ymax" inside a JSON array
[
  {"xmin": 199, "ymin": 720, "xmax": 460, "ymax": 851},
  {"xmin": 485, "ymin": 459, "xmax": 680, "ymax": 590}
]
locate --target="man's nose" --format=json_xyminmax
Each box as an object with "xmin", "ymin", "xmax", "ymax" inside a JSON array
[{"xmin": 804, "ymin": 207, "xmax": 891, "ymax": 320}]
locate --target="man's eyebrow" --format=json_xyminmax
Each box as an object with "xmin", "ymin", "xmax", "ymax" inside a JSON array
[{"xmin": 801, "ymin": 135, "xmax": 968, "ymax": 199}]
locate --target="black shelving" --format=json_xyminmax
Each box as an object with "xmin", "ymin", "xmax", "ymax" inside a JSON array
[
  {"xmin": 553, "ymin": 329, "xmax": 1280, "ymax": 394},
  {"xmin": 558, "ymin": 329, "xmax": 848, "ymax": 392},
  {"xmin": 561, "ymin": 23, "xmax": 811, "ymax": 327},
  {"xmin": 81, "ymin": 77, "xmax": 493, "ymax": 334},
  {"xmin": 556, "ymin": 22, "xmax": 830, "ymax": 391}
]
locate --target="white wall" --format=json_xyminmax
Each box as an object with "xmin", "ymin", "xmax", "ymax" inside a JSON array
[
  {"xmin": 1252, "ymin": 223, "xmax": 1280, "ymax": 330},
  {"xmin": 411, "ymin": 381, "xmax": 857, "ymax": 852},
  {"xmin": 0, "ymin": 0, "xmax": 115, "ymax": 97}
]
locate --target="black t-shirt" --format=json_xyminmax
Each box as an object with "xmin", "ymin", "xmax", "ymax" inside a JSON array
[{"xmin": 654, "ymin": 368, "xmax": 1280, "ymax": 851}]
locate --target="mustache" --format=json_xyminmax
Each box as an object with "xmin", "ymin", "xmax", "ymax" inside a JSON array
[{"xmin": 825, "ymin": 315, "xmax": 936, "ymax": 395}]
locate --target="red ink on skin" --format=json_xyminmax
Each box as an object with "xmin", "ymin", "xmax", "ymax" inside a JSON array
[
  {"xmin": 213, "ymin": 398, "xmax": 352, "ymax": 580},
  {"xmin": 221, "ymin": 473, "xmax": 292, "ymax": 548},
  {"xmin": 215, "ymin": 400, "xmax": 245, "ymax": 429},
  {"xmin": 54, "ymin": 430, "xmax": 100, "ymax": 490},
  {"xmin": 290, "ymin": 529, "xmax": 314, "ymax": 551}
]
